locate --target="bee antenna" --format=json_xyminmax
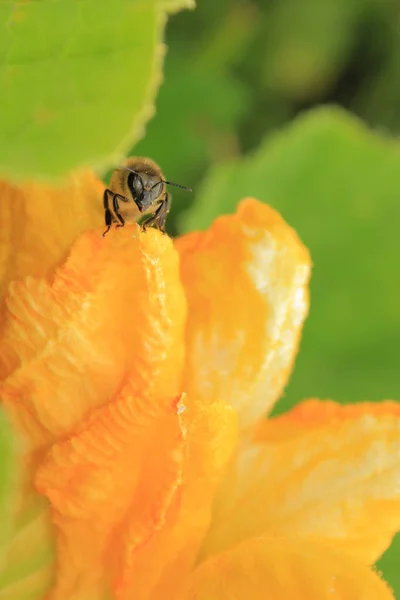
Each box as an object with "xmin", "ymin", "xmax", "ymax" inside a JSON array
[{"xmin": 163, "ymin": 180, "xmax": 192, "ymax": 192}]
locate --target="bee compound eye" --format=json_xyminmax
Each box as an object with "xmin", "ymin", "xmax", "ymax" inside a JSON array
[
  {"xmin": 127, "ymin": 171, "xmax": 144, "ymax": 199},
  {"xmin": 133, "ymin": 174, "xmax": 144, "ymax": 196}
]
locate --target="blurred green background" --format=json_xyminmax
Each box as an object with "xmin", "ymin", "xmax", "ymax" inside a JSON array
[
  {"xmin": 134, "ymin": 0, "xmax": 400, "ymax": 226},
  {"xmin": 130, "ymin": 0, "xmax": 400, "ymax": 592}
]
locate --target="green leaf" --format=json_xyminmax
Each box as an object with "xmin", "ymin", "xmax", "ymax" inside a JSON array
[
  {"xmin": 0, "ymin": 494, "xmax": 55, "ymax": 600},
  {"xmin": 158, "ymin": 0, "xmax": 196, "ymax": 13},
  {"xmin": 0, "ymin": 408, "xmax": 18, "ymax": 561},
  {"xmin": 0, "ymin": 0, "xmax": 190, "ymax": 181},
  {"xmin": 180, "ymin": 106, "xmax": 400, "ymax": 592},
  {"xmin": 0, "ymin": 408, "xmax": 54, "ymax": 599}
]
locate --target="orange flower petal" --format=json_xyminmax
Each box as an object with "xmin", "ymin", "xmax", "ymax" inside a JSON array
[
  {"xmin": 178, "ymin": 536, "xmax": 394, "ymax": 600},
  {"xmin": 0, "ymin": 226, "xmax": 186, "ymax": 451},
  {"xmin": 36, "ymin": 392, "xmax": 186, "ymax": 600},
  {"xmin": 0, "ymin": 224, "xmax": 188, "ymax": 599},
  {"xmin": 115, "ymin": 398, "xmax": 238, "ymax": 600},
  {"xmin": 0, "ymin": 173, "xmax": 102, "ymax": 316},
  {"xmin": 176, "ymin": 198, "xmax": 311, "ymax": 430},
  {"xmin": 203, "ymin": 400, "xmax": 400, "ymax": 564}
]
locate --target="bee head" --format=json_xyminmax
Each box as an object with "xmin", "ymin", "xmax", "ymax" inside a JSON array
[
  {"xmin": 120, "ymin": 164, "xmax": 192, "ymax": 213},
  {"xmin": 124, "ymin": 169, "xmax": 164, "ymax": 212}
]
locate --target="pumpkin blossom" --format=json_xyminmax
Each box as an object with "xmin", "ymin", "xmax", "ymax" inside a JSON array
[{"xmin": 0, "ymin": 174, "xmax": 399, "ymax": 600}]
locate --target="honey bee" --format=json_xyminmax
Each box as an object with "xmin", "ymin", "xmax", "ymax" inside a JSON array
[{"xmin": 102, "ymin": 157, "xmax": 192, "ymax": 236}]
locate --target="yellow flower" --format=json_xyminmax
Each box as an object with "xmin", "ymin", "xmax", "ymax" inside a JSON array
[{"xmin": 0, "ymin": 174, "xmax": 399, "ymax": 600}]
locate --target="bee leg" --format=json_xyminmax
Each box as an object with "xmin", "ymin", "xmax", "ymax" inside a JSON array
[
  {"xmin": 102, "ymin": 190, "xmax": 129, "ymax": 236},
  {"xmin": 102, "ymin": 189, "xmax": 113, "ymax": 236},
  {"xmin": 112, "ymin": 194, "xmax": 126, "ymax": 228},
  {"xmin": 102, "ymin": 210, "xmax": 113, "ymax": 237},
  {"xmin": 155, "ymin": 193, "xmax": 171, "ymax": 233},
  {"xmin": 142, "ymin": 194, "xmax": 170, "ymax": 233}
]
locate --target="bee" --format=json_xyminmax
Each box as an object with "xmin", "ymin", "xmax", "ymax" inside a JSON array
[{"xmin": 102, "ymin": 157, "xmax": 192, "ymax": 236}]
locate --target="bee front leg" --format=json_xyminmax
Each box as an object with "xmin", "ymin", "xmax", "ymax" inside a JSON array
[
  {"xmin": 102, "ymin": 190, "xmax": 129, "ymax": 236},
  {"xmin": 142, "ymin": 194, "xmax": 171, "ymax": 234},
  {"xmin": 155, "ymin": 193, "xmax": 171, "ymax": 233},
  {"xmin": 113, "ymin": 193, "xmax": 128, "ymax": 228},
  {"xmin": 102, "ymin": 189, "xmax": 113, "ymax": 237}
]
